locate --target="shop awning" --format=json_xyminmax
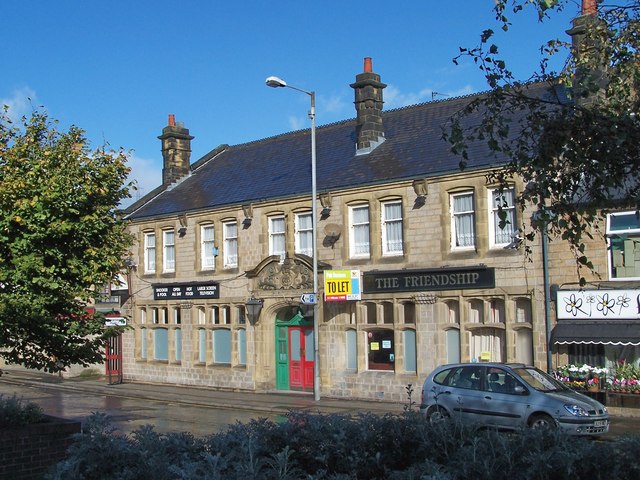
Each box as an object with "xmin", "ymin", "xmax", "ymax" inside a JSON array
[{"xmin": 551, "ymin": 321, "xmax": 640, "ymax": 346}]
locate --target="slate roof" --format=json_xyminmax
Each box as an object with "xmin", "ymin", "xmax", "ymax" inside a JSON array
[{"xmin": 126, "ymin": 82, "xmax": 566, "ymax": 221}]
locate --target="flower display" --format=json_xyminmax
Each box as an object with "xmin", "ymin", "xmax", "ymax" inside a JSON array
[{"xmin": 555, "ymin": 361, "xmax": 640, "ymax": 393}]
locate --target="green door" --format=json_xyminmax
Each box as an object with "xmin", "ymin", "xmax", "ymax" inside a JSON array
[
  {"xmin": 275, "ymin": 326, "xmax": 289, "ymax": 390},
  {"xmin": 275, "ymin": 311, "xmax": 313, "ymax": 391}
]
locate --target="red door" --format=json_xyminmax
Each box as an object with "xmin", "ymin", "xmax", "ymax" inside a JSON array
[
  {"xmin": 105, "ymin": 333, "xmax": 123, "ymax": 385},
  {"xmin": 288, "ymin": 327, "xmax": 314, "ymax": 391}
]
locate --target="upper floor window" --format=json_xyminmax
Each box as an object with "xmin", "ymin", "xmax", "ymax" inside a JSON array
[
  {"xmin": 223, "ymin": 221, "xmax": 238, "ymax": 268},
  {"xmin": 144, "ymin": 232, "xmax": 156, "ymax": 273},
  {"xmin": 349, "ymin": 204, "xmax": 370, "ymax": 258},
  {"xmin": 489, "ymin": 187, "xmax": 516, "ymax": 247},
  {"xmin": 269, "ymin": 215, "xmax": 286, "ymax": 261},
  {"xmin": 201, "ymin": 224, "xmax": 215, "ymax": 270},
  {"xmin": 381, "ymin": 200, "xmax": 403, "ymax": 255},
  {"xmin": 451, "ymin": 192, "xmax": 475, "ymax": 250},
  {"xmin": 163, "ymin": 230, "xmax": 175, "ymax": 272},
  {"xmin": 607, "ymin": 211, "xmax": 640, "ymax": 280},
  {"xmin": 295, "ymin": 212, "xmax": 313, "ymax": 257}
]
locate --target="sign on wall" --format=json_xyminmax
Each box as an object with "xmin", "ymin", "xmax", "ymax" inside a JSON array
[
  {"xmin": 363, "ymin": 266, "xmax": 495, "ymax": 293},
  {"xmin": 557, "ymin": 289, "xmax": 640, "ymax": 320},
  {"xmin": 324, "ymin": 270, "xmax": 361, "ymax": 302},
  {"xmin": 153, "ymin": 282, "xmax": 220, "ymax": 300}
]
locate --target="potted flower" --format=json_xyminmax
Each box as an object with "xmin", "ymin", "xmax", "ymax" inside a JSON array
[{"xmin": 586, "ymin": 376, "xmax": 600, "ymax": 392}]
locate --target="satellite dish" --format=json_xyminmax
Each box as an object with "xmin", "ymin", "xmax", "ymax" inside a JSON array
[{"xmin": 324, "ymin": 223, "xmax": 342, "ymax": 237}]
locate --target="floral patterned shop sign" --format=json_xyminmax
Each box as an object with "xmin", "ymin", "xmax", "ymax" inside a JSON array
[{"xmin": 557, "ymin": 289, "xmax": 640, "ymax": 320}]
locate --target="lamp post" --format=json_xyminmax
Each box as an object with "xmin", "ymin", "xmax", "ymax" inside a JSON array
[{"xmin": 266, "ymin": 76, "xmax": 320, "ymax": 401}]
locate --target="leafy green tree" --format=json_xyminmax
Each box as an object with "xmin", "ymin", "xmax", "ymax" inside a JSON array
[
  {"xmin": 445, "ymin": 0, "xmax": 639, "ymax": 282},
  {"xmin": 0, "ymin": 107, "xmax": 134, "ymax": 371}
]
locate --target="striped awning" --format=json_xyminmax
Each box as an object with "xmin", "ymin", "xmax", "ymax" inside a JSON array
[{"xmin": 551, "ymin": 321, "xmax": 640, "ymax": 346}]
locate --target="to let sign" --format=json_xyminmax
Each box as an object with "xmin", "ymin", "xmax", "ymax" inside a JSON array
[{"xmin": 324, "ymin": 270, "xmax": 361, "ymax": 302}]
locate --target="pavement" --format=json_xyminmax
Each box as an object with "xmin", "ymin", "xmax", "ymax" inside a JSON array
[{"xmin": 1, "ymin": 366, "xmax": 639, "ymax": 419}]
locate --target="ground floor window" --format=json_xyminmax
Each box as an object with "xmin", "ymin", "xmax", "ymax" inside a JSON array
[
  {"xmin": 515, "ymin": 328, "xmax": 533, "ymax": 365},
  {"xmin": 140, "ymin": 327, "xmax": 147, "ymax": 359},
  {"xmin": 367, "ymin": 329, "xmax": 394, "ymax": 371},
  {"xmin": 213, "ymin": 328, "xmax": 231, "ymax": 364},
  {"xmin": 446, "ymin": 328, "xmax": 461, "ymax": 364},
  {"xmin": 198, "ymin": 328, "xmax": 207, "ymax": 363},
  {"xmin": 403, "ymin": 329, "xmax": 416, "ymax": 373},
  {"xmin": 346, "ymin": 329, "xmax": 357, "ymax": 369},
  {"xmin": 237, "ymin": 329, "xmax": 247, "ymax": 365},
  {"xmin": 154, "ymin": 328, "xmax": 168, "ymax": 361},
  {"xmin": 175, "ymin": 328, "xmax": 182, "ymax": 362},
  {"xmin": 469, "ymin": 328, "xmax": 505, "ymax": 363}
]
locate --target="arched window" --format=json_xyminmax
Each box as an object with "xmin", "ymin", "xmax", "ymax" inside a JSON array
[
  {"xmin": 140, "ymin": 327, "xmax": 147, "ymax": 360},
  {"xmin": 403, "ymin": 303, "xmax": 416, "ymax": 324},
  {"xmin": 213, "ymin": 328, "xmax": 231, "ymax": 363},
  {"xmin": 174, "ymin": 328, "xmax": 182, "ymax": 362},
  {"xmin": 237, "ymin": 329, "xmax": 246, "ymax": 365},
  {"xmin": 153, "ymin": 328, "xmax": 169, "ymax": 361},
  {"xmin": 469, "ymin": 299, "xmax": 484, "ymax": 324},
  {"xmin": 346, "ymin": 329, "xmax": 357, "ymax": 370},
  {"xmin": 198, "ymin": 328, "xmax": 207, "ymax": 363},
  {"xmin": 403, "ymin": 330, "xmax": 416, "ymax": 373},
  {"xmin": 367, "ymin": 329, "xmax": 394, "ymax": 371},
  {"xmin": 382, "ymin": 302, "xmax": 394, "ymax": 324}
]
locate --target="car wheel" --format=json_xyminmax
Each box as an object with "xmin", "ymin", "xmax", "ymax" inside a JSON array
[
  {"xmin": 427, "ymin": 406, "xmax": 449, "ymax": 423},
  {"xmin": 528, "ymin": 414, "xmax": 555, "ymax": 430}
]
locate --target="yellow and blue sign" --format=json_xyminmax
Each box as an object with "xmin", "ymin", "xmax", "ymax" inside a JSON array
[{"xmin": 324, "ymin": 270, "xmax": 361, "ymax": 302}]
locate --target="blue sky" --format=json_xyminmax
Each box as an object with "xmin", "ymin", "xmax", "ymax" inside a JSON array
[{"xmin": 1, "ymin": 1, "xmax": 579, "ymax": 204}]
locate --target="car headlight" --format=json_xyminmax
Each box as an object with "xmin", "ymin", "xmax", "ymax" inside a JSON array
[{"xmin": 563, "ymin": 404, "xmax": 589, "ymax": 417}]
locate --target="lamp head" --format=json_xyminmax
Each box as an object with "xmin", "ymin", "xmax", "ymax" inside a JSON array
[{"xmin": 266, "ymin": 76, "xmax": 287, "ymax": 88}]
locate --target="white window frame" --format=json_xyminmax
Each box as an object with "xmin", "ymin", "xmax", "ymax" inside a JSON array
[
  {"xmin": 269, "ymin": 215, "xmax": 286, "ymax": 261},
  {"xmin": 163, "ymin": 229, "xmax": 175, "ymax": 273},
  {"xmin": 223, "ymin": 221, "xmax": 238, "ymax": 268},
  {"xmin": 295, "ymin": 212, "xmax": 313, "ymax": 257},
  {"xmin": 349, "ymin": 204, "xmax": 370, "ymax": 258},
  {"xmin": 381, "ymin": 200, "xmax": 403, "ymax": 256},
  {"xmin": 607, "ymin": 211, "xmax": 640, "ymax": 281},
  {"xmin": 489, "ymin": 187, "xmax": 516, "ymax": 248},
  {"xmin": 144, "ymin": 232, "xmax": 156, "ymax": 274},
  {"xmin": 201, "ymin": 224, "xmax": 215, "ymax": 271},
  {"xmin": 450, "ymin": 192, "xmax": 476, "ymax": 251}
]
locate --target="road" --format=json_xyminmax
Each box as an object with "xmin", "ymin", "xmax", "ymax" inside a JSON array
[
  {"xmin": 0, "ymin": 378, "xmax": 281, "ymax": 436},
  {"xmin": 1, "ymin": 372, "xmax": 639, "ymax": 439}
]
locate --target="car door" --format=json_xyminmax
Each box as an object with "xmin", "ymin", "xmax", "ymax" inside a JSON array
[
  {"xmin": 479, "ymin": 367, "xmax": 531, "ymax": 429},
  {"xmin": 440, "ymin": 366, "xmax": 487, "ymax": 424}
]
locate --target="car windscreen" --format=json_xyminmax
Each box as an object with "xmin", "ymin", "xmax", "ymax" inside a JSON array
[{"xmin": 513, "ymin": 367, "xmax": 568, "ymax": 392}]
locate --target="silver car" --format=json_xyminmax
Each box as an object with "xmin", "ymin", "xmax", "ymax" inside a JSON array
[{"xmin": 419, "ymin": 362, "xmax": 609, "ymax": 435}]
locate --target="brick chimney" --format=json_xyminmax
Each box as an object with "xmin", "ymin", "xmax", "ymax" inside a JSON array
[
  {"xmin": 159, "ymin": 115, "xmax": 194, "ymax": 185},
  {"xmin": 350, "ymin": 57, "xmax": 386, "ymax": 155},
  {"xmin": 566, "ymin": 0, "xmax": 607, "ymax": 103}
]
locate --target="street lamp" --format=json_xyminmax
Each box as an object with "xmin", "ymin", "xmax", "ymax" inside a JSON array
[{"xmin": 266, "ymin": 75, "xmax": 320, "ymax": 401}]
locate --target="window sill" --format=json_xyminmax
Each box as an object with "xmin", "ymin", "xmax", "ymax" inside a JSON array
[
  {"xmin": 465, "ymin": 322, "xmax": 506, "ymax": 331},
  {"xmin": 512, "ymin": 322, "xmax": 532, "ymax": 331}
]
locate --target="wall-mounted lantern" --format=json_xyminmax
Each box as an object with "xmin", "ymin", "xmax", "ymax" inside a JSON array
[
  {"xmin": 319, "ymin": 192, "xmax": 332, "ymax": 219},
  {"xmin": 412, "ymin": 179, "xmax": 428, "ymax": 208},
  {"xmin": 242, "ymin": 204, "xmax": 253, "ymax": 228},
  {"xmin": 245, "ymin": 296, "xmax": 264, "ymax": 325}
]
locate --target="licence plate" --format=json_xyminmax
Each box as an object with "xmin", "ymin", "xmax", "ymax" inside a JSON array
[{"xmin": 593, "ymin": 420, "xmax": 608, "ymax": 427}]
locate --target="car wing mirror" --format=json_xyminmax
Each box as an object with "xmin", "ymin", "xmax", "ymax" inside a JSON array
[{"xmin": 514, "ymin": 386, "xmax": 527, "ymax": 395}]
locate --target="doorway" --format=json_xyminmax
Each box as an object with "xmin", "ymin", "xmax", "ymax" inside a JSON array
[{"xmin": 275, "ymin": 311, "xmax": 314, "ymax": 392}]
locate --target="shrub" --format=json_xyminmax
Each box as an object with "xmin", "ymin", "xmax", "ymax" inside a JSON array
[
  {"xmin": 0, "ymin": 394, "xmax": 44, "ymax": 427},
  {"xmin": 48, "ymin": 411, "xmax": 640, "ymax": 480}
]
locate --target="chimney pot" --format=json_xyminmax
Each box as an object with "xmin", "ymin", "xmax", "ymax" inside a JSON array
[
  {"xmin": 364, "ymin": 57, "xmax": 372, "ymax": 73},
  {"xmin": 582, "ymin": 0, "xmax": 597, "ymax": 15},
  {"xmin": 168, "ymin": 114, "xmax": 176, "ymax": 126}
]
